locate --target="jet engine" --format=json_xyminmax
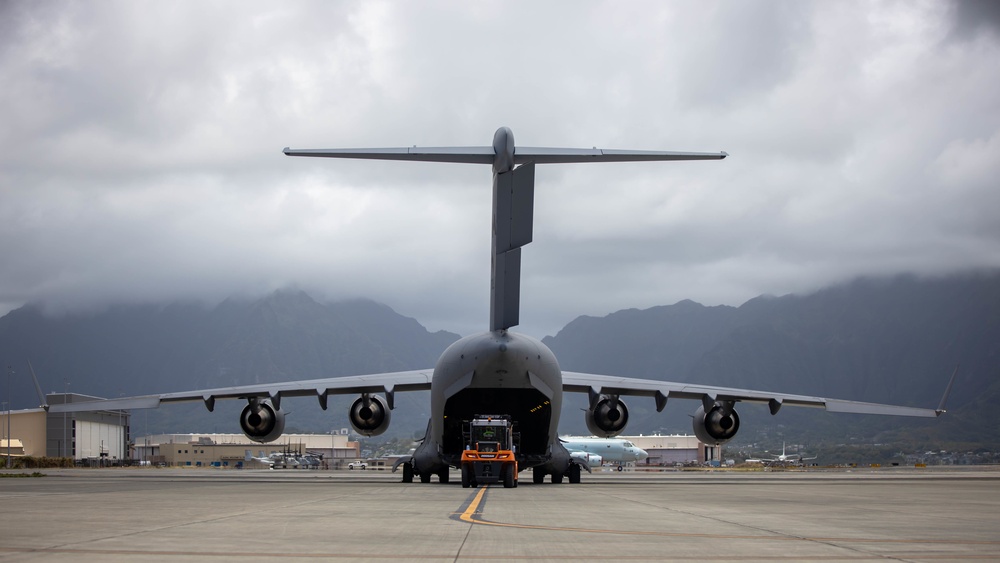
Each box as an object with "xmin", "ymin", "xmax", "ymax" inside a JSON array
[
  {"xmin": 692, "ymin": 403, "xmax": 740, "ymax": 445},
  {"xmin": 240, "ymin": 399, "xmax": 286, "ymax": 443},
  {"xmin": 570, "ymin": 450, "xmax": 603, "ymax": 468},
  {"xmin": 584, "ymin": 396, "xmax": 629, "ymax": 437},
  {"xmin": 349, "ymin": 394, "xmax": 391, "ymax": 437}
]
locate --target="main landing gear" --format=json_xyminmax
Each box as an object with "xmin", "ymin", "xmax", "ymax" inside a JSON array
[
  {"xmin": 531, "ymin": 464, "xmax": 580, "ymax": 484},
  {"xmin": 400, "ymin": 462, "xmax": 450, "ymax": 484}
]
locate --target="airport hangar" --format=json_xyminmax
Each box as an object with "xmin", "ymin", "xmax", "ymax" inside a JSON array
[
  {"xmin": 626, "ymin": 434, "xmax": 717, "ymax": 465},
  {"xmin": 2, "ymin": 393, "xmax": 130, "ymax": 462}
]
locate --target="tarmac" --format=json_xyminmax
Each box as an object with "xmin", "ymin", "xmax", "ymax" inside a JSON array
[{"xmin": 0, "ymin": 465, "xmax": 998, "ymax": 561}]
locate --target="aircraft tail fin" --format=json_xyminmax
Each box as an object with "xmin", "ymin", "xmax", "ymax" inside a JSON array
[{"xmin": 491, "ymin": 163, "xmax": 534, "ymax": 331}]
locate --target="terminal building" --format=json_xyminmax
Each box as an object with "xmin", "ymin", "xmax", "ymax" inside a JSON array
[{"xmin": 133, "ymin": 433, "xmax": 360, "ymax": 468}]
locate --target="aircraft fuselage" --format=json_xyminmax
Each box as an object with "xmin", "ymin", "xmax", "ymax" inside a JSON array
[{"xmin": 412, "ymin": 329, "xmax": 571, "ymax": 476}]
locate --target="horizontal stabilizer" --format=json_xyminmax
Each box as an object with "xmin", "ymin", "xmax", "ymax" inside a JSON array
[
  {"xmin": 284, "ymin": 145, "xmax": 727, "ymax": 166},
  {"xmin": 513, "ymin": 147, "xmax": 728, "ymax": 164},
  {"xmin": 283, "ymin": 146, "xmax": 495, "ymax": 164}
]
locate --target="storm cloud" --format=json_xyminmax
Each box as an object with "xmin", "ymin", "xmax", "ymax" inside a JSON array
[{"xmin": 1, "ymin": 1, "xmax": 998, "ymax": 337}]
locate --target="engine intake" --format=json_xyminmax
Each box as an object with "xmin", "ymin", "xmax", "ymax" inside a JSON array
[
  {"xmin": 584, "ymin": 396, "xmax": 629, "ymax": 437},
  {"xmin": 692, "ymin": 403, "xmax": 740, "ymax": 445},
  {"xmin": 240, "ymin": 399, "xmax": 286, "ymax": 443},
  {"xmin": 349, "ymin": 394, "xmax": 391, "ymax": 437}
]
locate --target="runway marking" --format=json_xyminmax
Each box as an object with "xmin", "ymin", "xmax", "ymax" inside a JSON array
[
  {"xmin": 452, "ymin": 485, "xmax": 1000, "ymax": 547},
  {"xmin": 457, "ymin": 485, "xmax": 489, "ymax": 523}
]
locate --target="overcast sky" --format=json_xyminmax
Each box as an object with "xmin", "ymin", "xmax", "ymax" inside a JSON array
[{"xmin": 2, "ymin": 1, "xmax": 998, "ymax": 338}]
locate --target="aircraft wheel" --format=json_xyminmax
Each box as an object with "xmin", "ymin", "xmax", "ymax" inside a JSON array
[
  {"xmin": 503, "ymin": 464, "xmax": 516, "ymax": 488},
  {"xmin": 551, "ymin": 472, "xmax": 563, "ymax": 484},
  {"xmin": 439, "ymin": 469, "xmax": 450, "ymax": 484},
  {"xmin": 532, "ymin": 467, "xmax": 545, "ymax": 484},
  {"xmin": 402, "ymin": 462, "xmax": 413, "ymax": 483},
  {"xmin": 568, "ymin": 463, "xmax": 581, "ymax": 484},
  {"xmin": 419, "ymin": 472, "xmax": 431, "ymax": 483},
  {"xmin": 617, "ymin": 465, "xmax": 623, "ymax": 472}
]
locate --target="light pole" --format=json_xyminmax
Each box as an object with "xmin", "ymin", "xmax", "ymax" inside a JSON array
[
  {"xmin": 1, "ymin": 400, "xmax": 6, "ymax": 468},
  {"xmin": 6, "ymin": 365, "xmax": 12, "ymax": 468},
  {"xmin": 63, "ymin": 380, "xmax": 69, "ymax": 459}
]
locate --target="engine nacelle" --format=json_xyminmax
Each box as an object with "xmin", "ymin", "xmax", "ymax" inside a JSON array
[
  {"xmin": 349, "ymin": 394, "xmax": 391, "ymax": 437},
  {"xmin": 692, "ymin": 403, "xmax": 741, "ymax": 445},
  {"xmin": 584, "ymin": 396, "xmax": 629, "ymax": 437},
  {"xmin": 570, "ymin": 450, "xmax": 603, "ymax": 468},
  {"xmin": 240, "ymin": 399, "xmax": 286, "ymax": 443}
]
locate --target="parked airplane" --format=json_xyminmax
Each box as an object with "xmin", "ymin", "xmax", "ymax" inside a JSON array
[
  {"xmin": 759, "ymin": 442, "xmax": 817, "ymax": 464},
  {"xmin": 561, "ymin": 437, "xmax": 648, "ymax": 469},
  {"xmin": 48, "ymin": 127, "xmax": 954, "ymax": 485}
]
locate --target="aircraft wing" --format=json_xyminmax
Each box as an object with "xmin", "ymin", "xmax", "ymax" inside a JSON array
[
  {"xmin": 561, "ymin": 371, "xmax": 945, "ymax": 418},
  {"xmin": 47, "ymin": 369, "xmax": 434, "ymax": 413}
]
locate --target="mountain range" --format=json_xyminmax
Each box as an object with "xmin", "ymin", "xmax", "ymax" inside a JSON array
[
  {"xmin": 545, "ymin": 271, "xmax": 999, "ymax": 447},
  {"xmin": 1, "ymin": 271, "xmax": 997, "ymax": 447}
]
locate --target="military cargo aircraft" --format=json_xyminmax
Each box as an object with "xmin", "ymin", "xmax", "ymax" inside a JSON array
[{"xmin": 50, "ymin": 127, "xmax": 952, "ymax": 485}]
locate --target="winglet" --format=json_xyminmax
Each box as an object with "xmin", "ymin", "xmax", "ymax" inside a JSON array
[
  {"xmin": 935, "ymin": 364, "xmax": 959, "ymax": 416},
  {"xmin": 26, "ymin": 359, "xmax": 48, "ymax": 410}
]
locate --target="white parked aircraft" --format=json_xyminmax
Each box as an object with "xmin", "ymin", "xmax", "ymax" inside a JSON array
[
  {"xmin": 561, "ymin": 437, "xmax": 648, "ymax": 469},
  {"xmin": 49, "ymin": 127, "xmax": 953, "ymax": 485},
  {"xmin": 760, "ymin": 442, "xmax": 817, "ymax": 464}
]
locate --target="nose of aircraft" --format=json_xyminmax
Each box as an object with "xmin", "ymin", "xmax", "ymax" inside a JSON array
[{"xmin": 634, "ymin": 448, "xmax": 648, "ymax": 460}]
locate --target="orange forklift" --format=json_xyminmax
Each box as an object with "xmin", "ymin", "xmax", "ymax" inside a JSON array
[{"xmin": 460, "ymin": 415, "xmax": 518, "ymax": 488}]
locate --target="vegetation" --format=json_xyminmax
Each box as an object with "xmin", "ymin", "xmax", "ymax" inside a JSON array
[{"xmin": 0, "ymin": 457, "xmax": 74, "ymax": 469}]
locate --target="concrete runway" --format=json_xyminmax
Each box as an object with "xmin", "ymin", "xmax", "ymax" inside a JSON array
[{"xmin": 0, "ymin": 466, "xmax": 997, "ymax": 561}]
